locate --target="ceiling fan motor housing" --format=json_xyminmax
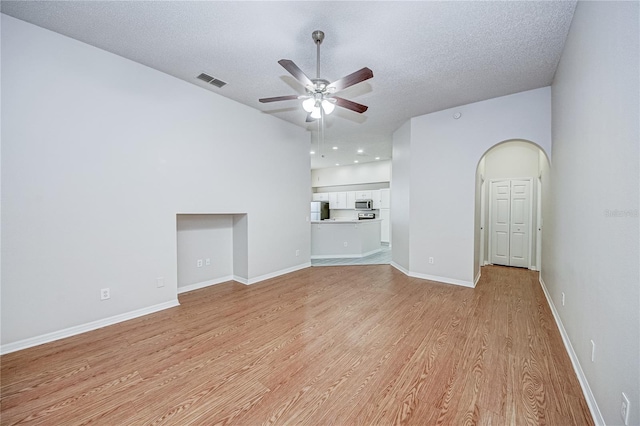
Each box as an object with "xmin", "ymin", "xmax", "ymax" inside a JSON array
[{"xmin": 312, "ymin": 30, "xmax": 325, "ymax": 45}]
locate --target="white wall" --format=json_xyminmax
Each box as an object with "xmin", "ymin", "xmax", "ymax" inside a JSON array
[
  {"xmin": 311, "ymin": 160, "xmax": 391, "ymax": 188},
  {"xmin": 1, "ymin": 15, "xmax": 310, "ymax": 350},
  {"xmin": 390, "ymin": 121, "xmax": 411, "ymax": 271},
  {"xmin": 396, "ymin": 87, "xmax": 551, "ymax": 285},
  {"xmin": 483, "ymin": 140, "xmax": 541, "ymax": 180},
  {"xmin": 544, "ymin": 2, "xmax": 639, "ymax": 424}
]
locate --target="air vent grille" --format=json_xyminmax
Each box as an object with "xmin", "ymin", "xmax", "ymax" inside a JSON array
[{"xmin": 196, "ymin": 72, "xmax": 227, "ymax": 88}]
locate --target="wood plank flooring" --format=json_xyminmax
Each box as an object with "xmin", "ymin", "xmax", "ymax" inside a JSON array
[{"xmin": 1, "ymin": 265, "xmax": 593, "ymax": 425}]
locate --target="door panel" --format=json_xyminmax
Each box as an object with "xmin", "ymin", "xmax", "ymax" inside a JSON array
[
  {"xmin": 490, "ymin": 179, "xmax": 531, "ymax": 268},
  {"xmin": 509, "ymin": 179, "xmax": 530, "ymax": 268},
  {"xmin": 490, "ymin": 180, "xmax": 511, "ymax": 266}
]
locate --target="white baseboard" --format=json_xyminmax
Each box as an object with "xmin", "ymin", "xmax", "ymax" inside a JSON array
[
  {"xmin": 538, "ymin": 276, "xmax": 604, "ymax": 426},
  {"xmin": 474, "ymin": 270, "xmax": 481, "ymax": 287},
  {"xmin": 0, "ymin": 299, "xmax": 180, "ymax": 355},
  {"xmin": 237, "ymin": 262, "xmax": 311, "ymax": 286},
  {"xmin": 390, "ymin": 261, "xmax": 409, "ymax": 275},
  {"xmin": 390, "ymin": 262, "xmax": 474, "ymax": 288},
  {"xmin": 178, "ymin": 276, "xmax": 234, "ymax": 294}
]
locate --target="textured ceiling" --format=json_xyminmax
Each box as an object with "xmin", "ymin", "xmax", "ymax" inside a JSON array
[{"xmin": 1, "ymin": 1, "xmax": 576, "ymax": 169}]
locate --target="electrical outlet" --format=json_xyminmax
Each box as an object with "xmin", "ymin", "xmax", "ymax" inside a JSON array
[
  {"xmin": 205, "ymin": 258, "xmax": 211, "ymax": 266},
  {"xmin": 295, "ymin": 249, "xmax": 300, "ymax": 257},
  {"xmin": 344, "ymin": 242, "xmax": 348, "ymax": 247},
  {"xmin": 100, "ymin": 288, "xmax": 110, "ymax": 300},
  {"xmin": 428, "ymin": 257, "xmax": 434, "ymax": 264},
  {"xmin": 197, "ymin": 259, "xmax": 203, "ymax": 268},
  {"xmin": 621, "ymin": 392, "xmax": 630, "ymax": 425},
  {"xmin": 156, "ymin": 277, "xmax": 165, "ymax": 288}
]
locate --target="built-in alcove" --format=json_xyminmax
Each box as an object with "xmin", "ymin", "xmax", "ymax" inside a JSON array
[{"xmin": 176, "ymin": 213, "xmax": 248, "ymax": 293}]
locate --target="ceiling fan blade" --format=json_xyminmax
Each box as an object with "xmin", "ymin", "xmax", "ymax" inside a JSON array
[
  {"xmin": 278, "ymin": 59, "xmax": 314, "ymax": 88},
  {"xmin": 333, "ymin": 97, "xmax": 369, "ymax": 114},
  {"xmin": 327, "ymin": 67, "xmax": 373, "ymax": 92},
  {"xmin": 259, "ymin": 95, "xmax": 300, "ymax": 103}
]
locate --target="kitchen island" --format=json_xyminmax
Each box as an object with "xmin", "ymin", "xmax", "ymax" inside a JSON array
[{"xmin": 311, "ymin": 219, "xmax": 382, "ymax": 259}]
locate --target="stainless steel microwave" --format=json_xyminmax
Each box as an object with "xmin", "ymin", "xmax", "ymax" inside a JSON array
[{"xmin": 355, "ymin": 199, "xmax": 373, "ymax": 210}]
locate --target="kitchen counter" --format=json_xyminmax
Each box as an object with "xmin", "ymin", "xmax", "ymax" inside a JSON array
[
  {"xmin": 311, "ymin": 218, "xmax": 382, "ymax": 223},
  {"xmin": 311, "ymin": 219, "xmax": 382, "ymax": 259}
]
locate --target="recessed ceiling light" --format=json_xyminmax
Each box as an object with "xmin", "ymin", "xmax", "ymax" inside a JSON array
[
  {"xmin": 375, "ymin": 157, "xmax": 380, "ymax": 160},
  {"xmin": 335, "ymin": 163, "xmax": 340, "ymax": 166},
  {"xmin": 357, "ymin": 149, "xmax": 363, "ymax": 153},
  {"xmin": 354, "ymin": 160, "xmax": 359, "ymax": 163},
  {"xmin": 310, "ymin": 151, "xmax": 315, "ymax": 155},
  {"xmin": 332, "ymin": 146, "xmax": 338, "ymax": 150}
]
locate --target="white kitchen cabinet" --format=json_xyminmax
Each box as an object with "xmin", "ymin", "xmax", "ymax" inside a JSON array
[
  {"xmin": 379, "ymin": 208, "xmax": 391, "ymax": 243},
  {"xmin": 355, "ymin": 191, "xmax": 372, "ymax": 200},
  {"xmin": 346, "ymin": 191, "xmax": 356, "ymax": 209},
  {"xmin": 329, "ymin": 191, "xmax": 348, "ymax": 209},
  {"xmin": 328, "ymin": 192, "xmax": 338, "ymax": 208},
  {"xmin": 380, "ymin": 188, "xmax": 391, "ymax": 209},
  {"xmin": 372, "ymin": 190, "xmax": 381, "ymax": 209},
  {"xmin": 312, "ymin": 193, "xmax": 329, "ymax": 201}
]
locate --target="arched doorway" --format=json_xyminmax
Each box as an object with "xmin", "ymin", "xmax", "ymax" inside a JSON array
[{"xmin": 474, "ymin": 140, "xmax": 550, "ymax": 274}]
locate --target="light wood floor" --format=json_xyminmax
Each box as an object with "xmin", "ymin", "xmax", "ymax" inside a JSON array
[{"xmin": 1, "ymin": 265, "xmax": 593, "ymax": 425}]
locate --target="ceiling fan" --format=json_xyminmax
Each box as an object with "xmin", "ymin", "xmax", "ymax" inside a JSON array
[{"xmin": 259, "ymin": 30, "xmax": 373, "ymax": 122}]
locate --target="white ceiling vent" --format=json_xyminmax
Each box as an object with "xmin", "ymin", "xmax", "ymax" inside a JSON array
[{"xmin": 196, "ymin": 72, "xmax": 227, "ymax": 88}]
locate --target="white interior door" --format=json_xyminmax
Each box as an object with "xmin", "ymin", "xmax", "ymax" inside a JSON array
[
  {"xmin": 490, "ymin": 180, "xmax": 511, "ymax": 266},
  {"xmin": 509, "ymin": 180, "xmax": 531, "ymax": 268},
  {"xmin": 490, "ymin": 179, "xmax": 532, "ymax": 268}
]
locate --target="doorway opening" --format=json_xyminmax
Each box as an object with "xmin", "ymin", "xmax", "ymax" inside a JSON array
[{"xmin": 475, "ymin": 140, "xmax": 549, "ymax": 274}]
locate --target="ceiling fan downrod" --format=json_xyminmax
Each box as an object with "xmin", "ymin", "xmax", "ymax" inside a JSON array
[{"xmin": 312, "ymin": 30, "xmax": 324, "ymax": 80}]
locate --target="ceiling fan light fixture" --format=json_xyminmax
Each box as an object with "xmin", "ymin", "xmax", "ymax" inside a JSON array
[
  {"xmin": 302, "ymin": 97, "xmax": 316, "ymax": 112},
  {"xmin": 310, "ymin": 107, "xmax": 322, "ymax": 119},
  {"xmin": 321, "ymin": 99, "xmax": 335, "ymax": 115}
]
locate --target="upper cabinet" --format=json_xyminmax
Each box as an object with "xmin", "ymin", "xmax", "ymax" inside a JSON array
[
  {"xmin": 329, "ymin": 192, "xmax": 348, "ymax": 209},
  {"xmin": 312, "ymin": 193, "xmax": 329, "ymax": 201},
  {"xmin": 380, "ymin": 188, "xmax": 390, "ymax": 209},
  {"xmin": 371, "ymin": 190, "xmax": 381, "ymax": 209},
  {"xmin": 346, "ymin": 191, "xmax": 356, "ymax": 209},
  {"xmin": 355, "ymin": 191, "xmax": 372, "ymax": 200}
]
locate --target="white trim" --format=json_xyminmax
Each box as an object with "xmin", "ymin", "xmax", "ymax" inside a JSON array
[
  {"xmin": 479, "ymin": 178, "xmax": 486, "ymax": 269},
  {"xmin": 391, "ymin": 263, "xmax": 474, "ymax": 288},
  {"xmin": 233, "ymin": 275, "xmax": 249, "ymax": 285},
  {"xmin": 0, "ymin": 300, "xmax": 180, "ymax": 355},
  {"xmin": 474, "ymin": 270, "xmax": 481, "ymax": 287},
  {"xmin": 178, "ymin": 276, "xmax": 234, "ymax": 294},
  {"xmin": 408, "ymin": 272, "xmax": 474, "ymax": 288},
  {"xmin": 238, "ymin": 262, "xmax": 311, "ymax": 286},
  {"xmin": 390, "ymin": 261, "xmax": 409, "ymax": 275},
  {"xmin": 538, "ymin": 276, "xmax": 604, "ymax": 426},
  {"xmin": 536, "ymin": 176, "xmax": 543, "ymax": 272},
  {"xmin": 311, "ymin": 248, "xmax": 381, "ymax": 260}
]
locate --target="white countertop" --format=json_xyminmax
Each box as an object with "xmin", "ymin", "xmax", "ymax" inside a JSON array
[{"xmin": 311, "ymin": 218, "xmax": 382, "ymax": 223}]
